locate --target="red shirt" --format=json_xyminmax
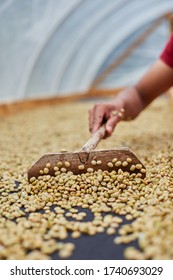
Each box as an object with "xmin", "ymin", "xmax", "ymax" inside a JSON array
[{"xmin": 160, "ymin": 34, "xmax": 173, "ymax": 68}]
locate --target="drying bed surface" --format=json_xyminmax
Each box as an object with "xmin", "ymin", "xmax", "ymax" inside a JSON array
[{"xmin": 0, "ymin": 98, "xmax": 172, "ymax": 260}]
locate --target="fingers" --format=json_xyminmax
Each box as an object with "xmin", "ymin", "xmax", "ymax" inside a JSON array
[
  {"xmin": 89, "ymin": 104, "xmax": 106, "ymax": 133},
  {"xmin": 89, "ymin": 108, "xmax": 94, "ymax": 133},
  {"xmin": 89, "ymin": 103, "xmax": 124, "ymax": 136},
  {"xmin": 105, "ymin": 109, "xmax": 124, "ymax": 136},
  {"xmin": 105, "ymin": 116, "xmax": 120, "ymax": 136}
]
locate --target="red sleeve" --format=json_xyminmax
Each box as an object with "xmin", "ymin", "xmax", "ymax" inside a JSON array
[{"xmin": 160, "ymin": 35, "xmax": 173, "ymax": 68}]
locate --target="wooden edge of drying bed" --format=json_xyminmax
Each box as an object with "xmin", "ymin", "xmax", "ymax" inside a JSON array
[{"xmin": 0, "ymin": 88, "xmax": 123, "ymax": 117}]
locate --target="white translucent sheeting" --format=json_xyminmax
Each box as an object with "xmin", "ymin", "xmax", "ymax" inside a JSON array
[
  {"xmin": 99, "ymin": 22, "xmax": 169, "ymax": 88},
  {"xmin": 0, "ymin": 0, "xmax": 82, "ymax": 101},
  {"xmin": 60, "ymin": 0, "xmax": 173, "ymax": 92},
  {"xmin": 0, "ymin": 0, "xmax": 173, "ymax": 102}
]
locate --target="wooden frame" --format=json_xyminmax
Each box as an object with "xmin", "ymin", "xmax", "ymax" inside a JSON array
[{"xmin": 0, "ymin": 87, "xmax": 124, "ymax": 117}]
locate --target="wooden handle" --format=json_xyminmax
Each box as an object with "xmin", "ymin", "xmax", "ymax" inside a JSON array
[{"xmin": 81, "ymin": 126, "xmax": 106, "ymax": 153}]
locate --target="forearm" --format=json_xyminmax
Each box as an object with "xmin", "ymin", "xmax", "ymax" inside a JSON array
[
  {"xmin": 114, "ymin": 59, "xmax": 173, "ymax": 121},
  {"xmin": 135, "ymin": 59, "xmax": 173, "ymax": 108}
]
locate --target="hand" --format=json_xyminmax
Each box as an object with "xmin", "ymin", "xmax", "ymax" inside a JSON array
[
  {"xmin": 89, "ymin": 100, "xmax": 125, "ymax": 137},
  {"xmin": 89, "ymin": 87, "xmax": 144, "ymax": 137}
]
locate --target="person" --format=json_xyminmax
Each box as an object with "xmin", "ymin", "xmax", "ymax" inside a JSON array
[{"xmin": 89, "ymin": 35, "xmax": 173, "ymax": 137}]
